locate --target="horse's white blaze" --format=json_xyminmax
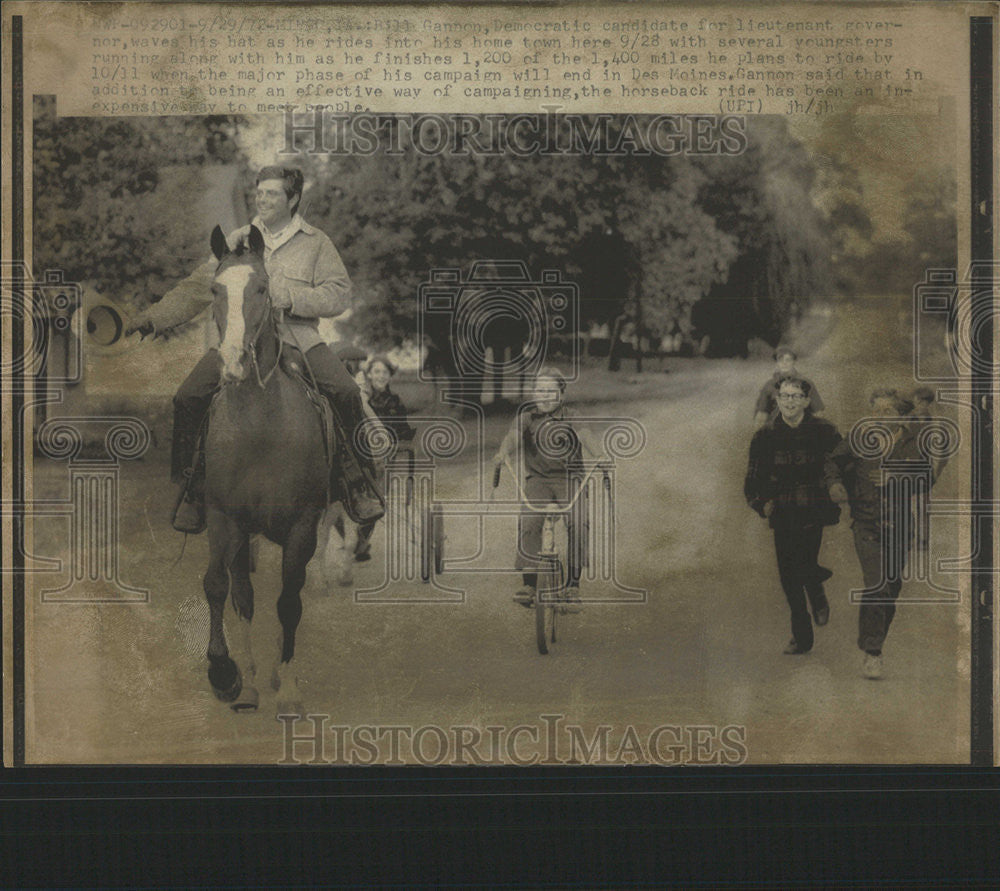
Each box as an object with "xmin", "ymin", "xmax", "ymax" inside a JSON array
[{"xmin": 217, "ymin": 266, "xmax": 252, "ymax": 380}]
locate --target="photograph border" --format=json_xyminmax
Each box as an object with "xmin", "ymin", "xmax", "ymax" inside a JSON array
[{"xmin": 2, "ymin": 3, "xmax": 996, "ymax": 772}]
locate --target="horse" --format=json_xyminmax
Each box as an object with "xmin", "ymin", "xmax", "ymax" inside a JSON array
[{"xmin": 202, "ymin": 224, "xmax": 329, "ymax": 715}]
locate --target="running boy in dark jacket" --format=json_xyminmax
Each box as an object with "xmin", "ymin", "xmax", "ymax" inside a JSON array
[{"xmin": 745, "ymin": 375, "xmax": 843, "ymax": 654}]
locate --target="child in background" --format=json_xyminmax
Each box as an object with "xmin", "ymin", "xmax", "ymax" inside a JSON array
[
  {"xmin": 351, "ymin": 355, "xmax": 415, "ymax": 561},
  {"xmin": 753, "ymin": 346, "xmax": 825, "ymax": 430},
  {"xmin": 364, "ymin": 355, "xmax": 416, "ymax": 446}
]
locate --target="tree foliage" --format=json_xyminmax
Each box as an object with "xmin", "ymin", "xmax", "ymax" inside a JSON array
[
  {"xmin": 32, "ymin": 97, "xmax": 243, "ymax": 307},
  {"xmin": 32, "ymin": 107, "xmax": 844, "ymax": 354},
  {"xmin": 694, "ymin": 117, "xmax": 832, "ymax": 348},
  {"xmin": 809, "ymin": 104, "xmax": 957, "ymax": 296},
  {"xmin": 295, "ymin": 115, "xmax": 831, "ymax": 350}
]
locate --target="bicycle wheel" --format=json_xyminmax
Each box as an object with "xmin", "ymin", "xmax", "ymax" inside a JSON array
[
  {"xmin": 420, "ymin": 505, "xmax": 432, "ymax": 583},
  {"xmin": 432, "ymin": 504, "xmax": 445, "ymax": 575},
  {"xmin": 535, "ymin": 557, "xmax": 564, "ymax": 655}
]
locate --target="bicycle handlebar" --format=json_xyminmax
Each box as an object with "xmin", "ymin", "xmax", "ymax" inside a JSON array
[{"xmin": 495, "ymin": 456, "xmax": 610, "ymax": 514}]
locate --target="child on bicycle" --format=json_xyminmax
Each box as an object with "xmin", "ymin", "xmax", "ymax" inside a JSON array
[{"xmin": 493, "ymin": 367, "xmax": 607, "ymax": 610}]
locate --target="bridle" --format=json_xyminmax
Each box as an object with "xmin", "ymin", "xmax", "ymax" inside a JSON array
[
  {"xmin": 218, "ymin": 258, "xmax": 283, "ymax": 390},
  {"xmin": 246, "ymin": 297, "xmax": 283, "ymax": 390}
]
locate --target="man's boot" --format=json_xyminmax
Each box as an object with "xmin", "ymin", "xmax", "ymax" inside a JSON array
[
  {"xmin": 333, "ymin": 440, "xmax": 385, "ymax": 525},
  {"xmin": 172, "ymin": 484, "xmax": 206, "ymax": 534},
  {"xmin": 172, "ymin": 462, "xmax": 206, "ymax": 534},
  {"xmin": 171, "ymin": 411, "xmax": 207, "ymax": 534},
  {"xmin": 327, "ymin": 393, "xmax": 385, "ymax": 525}
]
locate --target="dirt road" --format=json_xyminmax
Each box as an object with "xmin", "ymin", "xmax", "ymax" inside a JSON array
[{"xmin": 26, "ymin": 297, "xmax": 969, "ymax": 763}]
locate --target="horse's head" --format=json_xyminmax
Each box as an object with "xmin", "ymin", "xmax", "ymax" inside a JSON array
[{"xmin": 210, "ymin": 224, "xmax": 270, "ymax": 382}]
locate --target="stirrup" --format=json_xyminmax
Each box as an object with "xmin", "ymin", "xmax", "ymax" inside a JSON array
[
  {"xmin": 342, "ymin": 486, "xmax": 385, "ymax": 525},
  {"xmin": 172, "ymin": 468, "xmax": 206, "ymax": 534},
  {"xmin": 172, "ymin": 494, "xmax": 206, "ymax": 535}
]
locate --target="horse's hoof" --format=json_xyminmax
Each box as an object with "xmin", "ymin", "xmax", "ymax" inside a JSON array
[
  {"xmin": 208, "ymin": 656, "xmax": 241, "ymax": 703},
  {"xmin": 337, "ymin": 572, "xmax": 353, "ymax": 588},
  {"xmin": 231, "ymin": 685, "xmax": 259, "ymax": 712}
]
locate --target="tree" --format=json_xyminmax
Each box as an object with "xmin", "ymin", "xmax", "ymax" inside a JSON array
[
  {"xmin": 299, "ymin": 115, "xmax": 739, "ymax": 357},
  {"xmin": 692, "ymin": 117, "xmax": 831, "ymax": 353},
  {"xmin": 808, "ymin": 103, "xmax": 957, "ymax": 297},
  {"xmin": 32, "ymin": 97, "xmax": 244, "ymax": 308}
]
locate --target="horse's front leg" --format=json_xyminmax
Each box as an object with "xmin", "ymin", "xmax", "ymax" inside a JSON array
[
  {"xmin": 228, "ymin": 534, "xmax": 259, "ymax": 711},
  {"xmin": 273, "ymin": 514, "xmax": 319, "ymax": 717},
  {"xmin": 204, "ymin": 508, "xmax": 241, "ymax": 703}
]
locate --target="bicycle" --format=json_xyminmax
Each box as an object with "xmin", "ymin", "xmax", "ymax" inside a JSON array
[{"xmin": 494, "ymin": 456, "xmax": 611, "ymax": 655}]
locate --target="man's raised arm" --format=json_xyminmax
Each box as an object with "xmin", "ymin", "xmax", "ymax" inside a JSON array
[{"xmin": 127, "ymin": 256, "xmax": 216, "ymax": 338}]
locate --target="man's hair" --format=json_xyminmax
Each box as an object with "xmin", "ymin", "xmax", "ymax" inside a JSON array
[
  {"xmin": 774, "ymin": 375, "xmax": 810, "ymax": 397},
  {"xmin": 535, "ymin": 366, "xmax": 567, "ymax": 394},
  {"xmin": 912, "ymin": 386, "xmax": 935, "ymax": 404},
  {"xmin": 256, "ymin": 166, "xmax": 304, "ymax": 214},
  {"xmin": 773, "ymin": 346, "xmax": 797, "ymax": 361}
]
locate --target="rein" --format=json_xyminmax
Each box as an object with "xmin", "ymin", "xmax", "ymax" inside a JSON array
[
  {"xmin": 247, "ymin": 302, "xmax": 282, "ymax": 390},
  {"xmin": 218, "ymin": 264, "xmax": 281, "ymax": 390}
]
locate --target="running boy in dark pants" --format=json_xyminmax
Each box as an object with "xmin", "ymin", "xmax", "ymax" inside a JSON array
[
  {"xmin": 825, "ymin": 388, "xmax": 934, "ymax": 680},
  {"xmin": 745, "ymin": 375, "xmax": 843, "ymax": 654}
]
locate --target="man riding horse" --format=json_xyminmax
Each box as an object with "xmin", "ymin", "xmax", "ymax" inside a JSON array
[{"xmin": 127, "ymin": 165, "xmax": 383, "ymax": 531}]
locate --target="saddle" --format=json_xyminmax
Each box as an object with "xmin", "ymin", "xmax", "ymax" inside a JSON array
[
  {"xmin": 278, "ymin": 348, "xmax": 383, "ymax": 524},
  {"xmin": 193, "ymin": 348, "xmax": 383, "ymax": 525}
]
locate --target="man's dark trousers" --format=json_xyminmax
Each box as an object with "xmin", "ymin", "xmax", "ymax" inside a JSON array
[
  {"xmin": 852, "ymin": 516, "xmax": 911, "ymax": 655},
  {"xmin": 172, "ymin": 344, "xmax": 365, "ymax": 483},
  {"xmin": 772, "ymin": 519, "xmax": 825, "ymax": 651}
]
